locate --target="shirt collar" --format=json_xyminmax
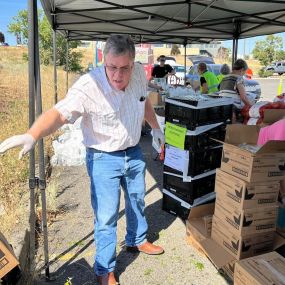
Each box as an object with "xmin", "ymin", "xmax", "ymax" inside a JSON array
[{"xmin": 89, "ymin": 65, "xmax": 113, "ymax": 95}]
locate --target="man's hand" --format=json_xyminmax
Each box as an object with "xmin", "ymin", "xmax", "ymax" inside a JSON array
[
  {"xmin": 152, "ymin": 128, "xmax": 165, "ymax": 149},
  {"xmin": 0, "ymin": 134, "xmax": 36, "ymax": 159}
]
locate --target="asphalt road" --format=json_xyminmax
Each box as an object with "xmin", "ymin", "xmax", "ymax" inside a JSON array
[{"xmin": 256, "ymin": 77, "xmax": 283, "ymax": 101}]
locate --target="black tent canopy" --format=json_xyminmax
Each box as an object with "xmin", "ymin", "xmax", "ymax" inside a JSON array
[{"xmin": 41, "ymin": 0, "xmax": 285, "ymax": 44}]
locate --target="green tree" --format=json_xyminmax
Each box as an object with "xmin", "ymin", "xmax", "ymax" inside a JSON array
[
  {"xmin": 0, "ymin": 32, "xmax": 5, "ymax": 43},
  {"xmin": 170, "ymin": 44, "xmax": 181, "ymax": 56},
  {"xmin": 8, "ymin": 9, "xmax": 83, "ymax": 72},
  {"xmin": 252, "ymin": 34, "xmax": 284, "ymax": 66}
]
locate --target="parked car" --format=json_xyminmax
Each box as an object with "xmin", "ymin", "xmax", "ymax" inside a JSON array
[
  {"xmin": 171, "ymin": 64, "xmax": 187, "ymax": 85},
  {"xmin": 265, "ymin": 61, "xmax": 285, "ymax": 75},
  {"xmin": 188, "ymin": 55, "xmax": 215, "ymax": 65},
  {"xmin": 186, "ymin": 63, "xmax": 261, "ymax": 100}
]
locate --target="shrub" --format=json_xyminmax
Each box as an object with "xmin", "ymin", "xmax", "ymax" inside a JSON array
[{"xmin": 258, "ymin": 68, "xmax": 273, "ymax": 78}]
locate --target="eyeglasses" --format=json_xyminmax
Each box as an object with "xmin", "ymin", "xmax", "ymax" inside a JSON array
[
  {"xmin": 105, "ymin": 64, "xmax": 133, "ymax": 74},
  {"xmin": 160, "ymin": 59, "xmax": 166, "ymax": 62}
]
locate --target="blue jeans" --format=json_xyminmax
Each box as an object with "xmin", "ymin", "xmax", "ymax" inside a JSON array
[{"xmin": 86, "ymin": 144, "xmax": 148, "ymax": 276}]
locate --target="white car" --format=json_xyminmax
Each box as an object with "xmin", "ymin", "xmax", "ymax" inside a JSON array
[
  {"xmin": 265, "ymin": 61, "xmax": 285, "ymax": 75},
  {"xmin": 166, "ymin": 64, "xmax": 187, "ymax": 85}
]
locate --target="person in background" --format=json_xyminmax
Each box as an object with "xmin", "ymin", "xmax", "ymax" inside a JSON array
[
  {"xmin": 137, "ymin": 60, "xmax": 162, "ymax": 91},
  {"xmin": 246, "ymin": 67, "xmax": 253, "ymax": 79},
  {"xmin": 197, "ymin": 62, "xmax": 219, "ymax": 94},
  {"xmin": 219, "ymin": 59, "xmax": 253, "ymax": 123},
  {"xmin": 217, "ymin": 63, "xmax": 231, "ymax": 83},
  {"xmin": 257, "ymin": 118, "xmax": 285, "ymax": 145},
  {"xmin": 0, "ymin": 34, "xmax": 165, "ymax": 285},
  {"xmin": 150, "ymin": 55, "xmax": 175, "ymax": 81}
]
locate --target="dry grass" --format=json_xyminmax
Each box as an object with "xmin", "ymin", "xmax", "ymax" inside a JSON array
[{"xmin": 0, "ymin": 46, "xmax": 78, "ymax": 236}]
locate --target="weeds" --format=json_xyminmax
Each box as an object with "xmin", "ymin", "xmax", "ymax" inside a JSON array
[{"xmin": 0, "ymin": 46, "xmax": 82, "ymax": 236}]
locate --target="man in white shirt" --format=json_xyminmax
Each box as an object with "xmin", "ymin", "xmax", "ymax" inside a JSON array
[{"xmin": 0, "ymin": 35, "xmax": 164, "ymax": 285}]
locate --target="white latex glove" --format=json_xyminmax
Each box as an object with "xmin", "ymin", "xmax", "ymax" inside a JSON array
[
  {"xmin": 0, "ymin": 134, "xmax": 36, "ymax": 159},
  {"xmin": 152, "ymin": 128, "xmax": 165, "ymax": 149}
]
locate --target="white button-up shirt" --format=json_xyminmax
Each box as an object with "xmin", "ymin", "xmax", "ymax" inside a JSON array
[{"xmin": 55, "ymin": 63, "xmax": 148, "ymax": 152}]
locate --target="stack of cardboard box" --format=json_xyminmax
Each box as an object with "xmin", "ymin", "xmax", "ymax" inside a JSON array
[
  {"xmin": 161, "ymin": 96, "xmax": 233, "ymax": 219},
  {"xmin": 186, "ymin": 117, "xmax": 285, "ymax": 282}
]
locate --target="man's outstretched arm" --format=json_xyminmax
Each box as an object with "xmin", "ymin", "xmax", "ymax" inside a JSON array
[{"xmin": 0, "ymin": 108, "xmax": 68, "ymax": 159}]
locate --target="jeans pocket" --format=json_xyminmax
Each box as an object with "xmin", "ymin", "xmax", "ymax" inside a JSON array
[{"xmin": 86, "ymin": 151, "xmax": 103, "ymax": 176}]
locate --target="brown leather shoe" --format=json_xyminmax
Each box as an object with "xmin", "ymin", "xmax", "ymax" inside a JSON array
[
  {"xmin": 97, "ymin": 272, "xmax": 119, "ymax": 285},
  {"xmin": 126, "ymin": 241, "xmax": 164, "ymax": 255}
]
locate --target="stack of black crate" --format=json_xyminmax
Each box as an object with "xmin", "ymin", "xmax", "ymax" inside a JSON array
[{"xmin": 162, "ymin": 95, "xmax": 233, "ymax": 219}]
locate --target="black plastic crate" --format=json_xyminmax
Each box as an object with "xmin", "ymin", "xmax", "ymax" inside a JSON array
[
  {"xmin": 184, "ymin": 124, "xmax": 226, "ymax": 150},
  {"xmin": 165, "ymin": 102, "xmax": 232, "ymax": 130},
  {"xmin": 163, "ymin": 173, "xmax": 216, "ymax": 204},
  {"xmin": 164, "ymin": 145, "xmax": 222, "ymax": 177},
  {"xmin": 162, "ymin": 191, "xmax": 190, "ymax": 220}
]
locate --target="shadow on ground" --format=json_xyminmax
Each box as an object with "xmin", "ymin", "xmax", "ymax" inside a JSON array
[{"xmin": 34, "ymin": 133, "xmax": 179, "ymax": 285}]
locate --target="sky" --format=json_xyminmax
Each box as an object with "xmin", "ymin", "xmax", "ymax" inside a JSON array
[
  {"xmin": 0, "ymin": 0, "xmax": 284, "ymax": 56},
  {"xmin": 0, "ymin": 0, "xmax": 28, "ymax": 45}
]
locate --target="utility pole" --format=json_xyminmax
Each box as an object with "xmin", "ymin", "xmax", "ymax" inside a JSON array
[{"xmin": 243, "ymin": 38, "xmax": 246, "ymax": 59}]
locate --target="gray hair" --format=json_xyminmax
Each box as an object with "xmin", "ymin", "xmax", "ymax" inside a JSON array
[
  {"xmin": 220, "ymin": 64, "xmax": 230, "ymax": 75},
  {"xmin": 233, "ymin": 59, "xmax": 248, "ymax": 71},
  {"xmin": 104, "ymin": 34, "xmax": 135, "ymax": 59}
]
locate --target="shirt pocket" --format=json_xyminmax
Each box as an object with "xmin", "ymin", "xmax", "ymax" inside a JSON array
[{"xmin": 136, "ymin": 99, "xmax": 145, "ymax": 123}]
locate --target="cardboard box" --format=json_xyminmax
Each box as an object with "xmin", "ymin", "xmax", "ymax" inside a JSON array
[
  {"xmin": 220, "ymin": 124, "xmax": 285, "ymax": 182},
  {"xmin": 211, "ymin": 215, "xmax": 275, "ymax": 260},
  {"xmin": 202, "ymin": 214, "xmax": 213, "ymax": 236},
  {"xmin": 222, "ymin": 260, "xmax": 236, "ymax": 281},
  {"xmin": 234, "ymin": 251, "xmax": 285, "ymax": 285},
  {"xmin": 263, "ymin": 109, "xmax": 285, "ymax": 125},
  {"xmin": 0, "ymin": 232, "xmax": 19, "ymax": 278},
  {"xmin": 148, "ymin": 91, "xmax": 163, "ymax": 106},
  {"xmin": 214, "ymin": 195, "xmax": 277, "ymax": 235},
  {"xmin": 215, "ymin": 168, "xmax": 280, "ymax": 209},
  {"xmin": 186, "ymin": 203, "xmax": 285, "ymax": 282},
  {"xmin": 280, "ymin": 179, "xmax": 285, "ymax": 200},
  {"xmin": 186, "ymin": 203, "xmax": 215, "ymax": 242}
]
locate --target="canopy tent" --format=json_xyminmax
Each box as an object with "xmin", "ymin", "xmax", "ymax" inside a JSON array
[{"xmin": 41, "ymin": 0, "xmax": 285, "ymax": 44}]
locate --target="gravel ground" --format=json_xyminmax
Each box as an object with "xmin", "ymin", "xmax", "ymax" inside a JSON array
[{"xmin": 34, "ymin": 134, "xmax": 230, "ymax": 285}]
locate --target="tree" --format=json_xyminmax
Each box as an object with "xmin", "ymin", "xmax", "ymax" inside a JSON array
[
  {"xmin": 0, "ymin": 32, "xmax": 5, "ymax": 43},
  {"xmin": 8, "ymin": 9, "xmax": 83, "ymax": 72},
  {"xmin": 252, "ymin": 34, "xmax": 284, "ymax": 66},
  {"xmin": 170, "ymin": 44, "xmax": 181, "ymax": 56},
  {"xmin": 217, "ymin": 47, "xmax": 230, "ymax": 61}
]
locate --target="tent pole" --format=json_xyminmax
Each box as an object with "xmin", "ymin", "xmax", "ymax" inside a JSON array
[
  {"xmin": 234, "ymin": 38, "xmax": 238, "ymax": 62},
  {"xmin": 66, "ymin": 36, "xmax": 69, "ymax": 94},
  {"xmin": 27, "ymin": 0, "xmax": 36, "ymax": 274},
  {"xmin": 53, "ymin": 29, "xmax": 58, "ymax": 104},
  {"xmin": 184, "ymin": 40, "xmax": 187, "ymax": 86},
  {"xmin": 232, "ymin": 39, "xmax": 236, "ymax": 67},
  {"xmin": 34, "ymin": 6, "xmax": 50, "ymax": 280}
]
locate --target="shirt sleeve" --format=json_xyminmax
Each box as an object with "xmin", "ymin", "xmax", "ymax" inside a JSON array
[
  {"xmin": 166, "ymin": 64, "xmax": 173, "ymax": 73},
  {"xmin": 54, "ymin": 78, "xmax": 87, "ymax": 123},
  {"xmin": 200, "ymin": 76, "xmax": 206, "ymax": 85},
  {"xmin": 151, "ymin": 66, "xmax": 157, "ymax": 77},
  {"xmin": 236, "ymin": 76, "xmax": 244, "ymax": 86}
]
